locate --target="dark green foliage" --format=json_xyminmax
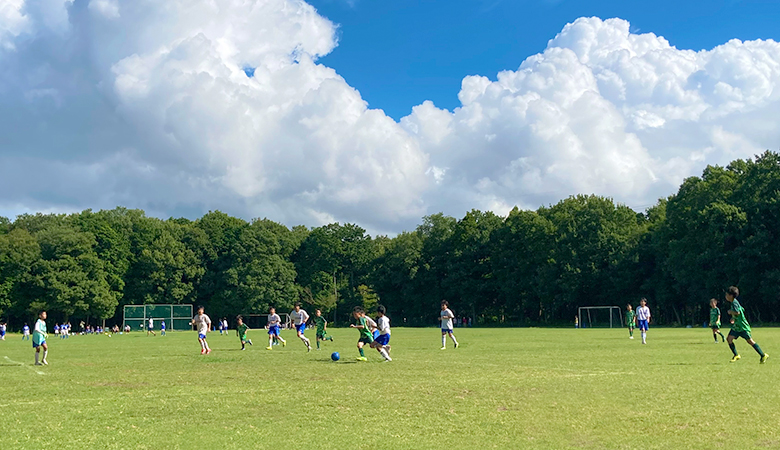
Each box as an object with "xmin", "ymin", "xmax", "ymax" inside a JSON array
[{"xmin": 2, "ymin": 151, "xmax": 780, "ymax": 328}]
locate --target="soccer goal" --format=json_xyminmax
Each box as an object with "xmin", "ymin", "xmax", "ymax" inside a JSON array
[
  {"xmin": 244, "ymin": 314, "xmax": 291, "ymax": 330},
  {"xmin": 123, "ymin": 304, "xmax": 193, "ymax": 331},
  {"xmin": 578, "ymin": 306, "xmax": 623, "ymax": 329}
]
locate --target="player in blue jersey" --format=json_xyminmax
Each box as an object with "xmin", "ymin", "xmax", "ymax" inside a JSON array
[
  {"xmin": 160, "ymin": 320, "xmax": 166, "ymax": 336},
  {"xmin": 0, "ymin": 322, "xmax": 6, "ymax": 340}
]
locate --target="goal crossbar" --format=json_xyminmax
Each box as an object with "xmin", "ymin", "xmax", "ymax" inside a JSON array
[{"xmin": 578, "ymin": 306, "xmax": 623, "ymax": 329}]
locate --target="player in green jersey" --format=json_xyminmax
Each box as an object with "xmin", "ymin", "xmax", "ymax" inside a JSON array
[
  {"xmin": 313, "ymin": 309, "xmax": 333, "ymax": 350},
  {"xmin": 625, "ymin": 304, "xmax": 636, "ymax": 339},
  {"xmin": 33, "ymin": 310, "xmax": 49, "ymax": 366},
  {"xmin": 349, "ymin": 306, "xmax": 374, "ymax": 361},
  {"xmin": 709, "ymin": 298, "xmax": 725, "ymax": 343},
  {"xmin": 725, "ymin": 286, "xmax": 768, "ymax": 363},
  {"xmin": 235, "ymin": 316, "xmax": 253, "ymax": 350}
]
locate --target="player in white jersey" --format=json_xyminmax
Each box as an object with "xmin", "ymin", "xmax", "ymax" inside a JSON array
[
  {"xmin": 265, "ymin": 307, "xmax": 287, "ymax": 350},
  {"xmin": 370, "ymin": 305, "xmax": 392, "ymax": 361},
  {"xmin": 189, "ymin": 306, "xmax": 212, "ymax": 354},
  {"xmin": 147, "ymin": 317, "xmax": 156, "ymax": 336},
  {"xmin": 22, "ymin": 323, "xmax": 30, "ymax": 340},
  {"xmin": 222, "ymin": 319, "xmax": 229, "ymax": 335},
  {"xmin": 290, "ymin": 303, "xmax": 312, "ymax": 352},
  {"xmin": 439, "ymin": 300, "xmax": 459, "ymax": 350},
  {"xmin": 636, "ymin": 298, "xmax": 651, "ymax": 344}
]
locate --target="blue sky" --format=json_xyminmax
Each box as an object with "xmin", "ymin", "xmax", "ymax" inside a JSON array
[
  {"xmin": 309, "ymin": 0, "xmax": 780, "ymax": 119},
  {"xmin": 2, "ymin": 0, "xmax": 780, "ymax": 233}
]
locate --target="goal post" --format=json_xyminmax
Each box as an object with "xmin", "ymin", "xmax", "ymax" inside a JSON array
[
  {"xmin": 123, "ymin": 304, "xmax": 193, "ymax": 331},
  {"xmin": 578, "ymin": 306, "xmax": 623, "ymax": 329}
]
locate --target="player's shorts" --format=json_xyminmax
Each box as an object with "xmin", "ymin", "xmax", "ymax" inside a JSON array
[
  {"xmin": 295, "ymin": 324, "xmax": 306, "ymax": 334},
  {"xmin": 627, "ymin": 323, "xmax": 635, "ymax": 330},
  {"xmin": 728, "ymin": 329, "xmax": 752, "ymax": 340},
  {"xmin": 710, "ymin": 324, "xmax": 721, "ymax": 330},
  {"xmin": 638, "ymin": 320, "xmax": 649, "ymax": 331},
  {"xmin": 239, "ymin": 334, "xmax": 248, "ymax": 342},
  {"xmin": 316, "ymin": 329, "xmax": 327, "ymax": 339},
  {"xmin": 32, "ymin": 339, "xmax": 45, "ymax": 348},
  {"xmin": 268, "ymin": 325, "xmax": 280, "ymax": 336},
  {"xmin": 441, "ymin": 328, "xmax": 453, "ymax": 333},
  {"xmin": 148, "ymin": 326, "xmax": 154, "ymax": 330},
  {"xmin": 372, "ymin": 330, "xmax": 380, "ymax": 339},
  {"xmin": 0, "ymin": 331, "xmax": 5, "ymax": 337},
  {"xmin": 358, "ymin": 336, "xmax": 374, "ymax": 344},
  {"xmin": 198, "ymin": 333, "xmax": 207, "ymax": 339},
  {"xmin": 375, "ymin": 333, "xmax": 390, "ymax": 346}
]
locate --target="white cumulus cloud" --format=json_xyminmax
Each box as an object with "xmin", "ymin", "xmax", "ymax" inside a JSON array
[{"xmin": 1, "ymin": 8, "xmax": 780, "ymax": 232}]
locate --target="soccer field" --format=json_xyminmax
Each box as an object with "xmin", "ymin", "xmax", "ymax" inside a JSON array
[{"xmin": 1, "ymin": 327, "xmax": 779, "ymax": 449}]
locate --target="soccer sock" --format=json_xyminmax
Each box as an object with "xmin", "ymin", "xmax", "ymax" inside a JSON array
[
  {"xmin": 752, "ymin": 343, "xmax": 765, "ymax": 357},
  {"xmin": 316, "ymin": 340, "xmax": 320, "ymax": 349},
  {"xmin": 34, "ymin": 352, "xmax": 39, "ymax": 364},
  {"xmin": 717, "ymin": 331, "xmax": 725, "ymax": 341},
  {"xmin": 204, "ymin": 341, "xmax": 210, "ymax": 351},
  {"xmin": 641, "ymin": 331, "xmax": 646, "ymax": 343},
  {"xmin": 327, "ymin": 336, "xmax": 333, "ymax": 341},
  {"xmin": 729, "ymin": 342, "xmax": 738, "ymax": 356},
  {"xmin": 450, "ymin": 335, "xmax": 458, "ymax": 346},
  {"xmin": 43, "ymin": 349, "xmax": 48, "ymax": 361},
  {"xmin": 714, "ymin": 333, "xmax": 719, "ymax": 343},
  {"xmin": 629, "ymin": 329, "xmax": 633, "ymax": 337},
  {"xmin": 442, "ymin": 335, "xmax": 446, "ymax": 348},
  {"xmin": 359, "ymin": 347, "xmax": 365, "ymax": 357},
  {"xmin": 379, "ymin": 348, "xmax": 390, "ymax": 361}
]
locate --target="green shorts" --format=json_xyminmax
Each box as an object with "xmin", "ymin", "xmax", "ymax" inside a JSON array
[
  {"xmin": 728, "ymin": 329, "xmax": 752, "ymax": 340},
  {"xmin": 628, "ymin": 324, "xmax": 635, "ymax": 330},
  {"xmin": 316, "ymin": 329, "xmax": 327, "ymax": 339},
  {"xmin": 710, "ymin": 324, "xmax": 721, "ymax": 330},
  {"xmin": 358, "ymin": 336, "xmax": 374, "ymax": 344},
  {"xmin": 239, "ymin": 334, "xmax": 248, "ymax": 342}
]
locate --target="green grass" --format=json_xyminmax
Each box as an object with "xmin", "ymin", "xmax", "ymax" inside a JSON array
[{"xmin": 1, "ymin": 327, "xmax": 779, "ymax": 449}]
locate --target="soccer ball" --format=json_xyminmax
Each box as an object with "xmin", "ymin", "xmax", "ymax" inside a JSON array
[{"xmin": 331, "ymin": 352, "xmax": 340, "ymax": 361}]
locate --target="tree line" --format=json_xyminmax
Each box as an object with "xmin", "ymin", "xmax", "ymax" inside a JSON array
[{"xmin": 2, "ymin": 151, "xmax": 780, "ymax": 328}]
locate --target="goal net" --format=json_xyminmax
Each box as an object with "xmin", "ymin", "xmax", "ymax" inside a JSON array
[
  {"xmin": 123, "ymin": 304, "xmax": 193, "ymax": 331},
  {"xmin": 578, "ymin": 306, "xmax": 623, "ymax": 329},
  {"xmin": 244, "ymin": 314, "xmax": 291, "ymax": 330}
]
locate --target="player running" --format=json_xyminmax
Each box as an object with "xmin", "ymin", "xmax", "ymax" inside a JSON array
[
  {"xmin": 439, "ymin": 301, "xmax": 459, "ymax": 350},
  {"xmin": 313, "ymin": 309, "xmax": 333, "ymax": 350},
  {"xmin": 709, "ymin": 298, "xmax": 725, "ymax": 343},
  {"xmin": 235, "ymin": 316, "xmax": 253, "ymax": 350},
  {"xmin": 626, "ymin": 304, "xmax": 636, "ymax": 339},
  {"xmin": 33, "ymin": 311, "xmax": 49, "ymax": 365},
  {"xmin": 290, "ymin": 303, "xmax": 312, "ymax": 352},
  {"xmin": 725, "ymin": 286, "xmax": 768, "ymax": 363},
  {"xmin": 190, "ymin": 306, "xmax": 212, "ymax": 355},
  {"xmin": 636, "ymin": 298, "xmax": 651, "ymax": 344},
  {"xmin": 350, "ymin": 306, "xmax": 373, "ymax": 361},
  {"xmin": 265, "ymin": 307, "xmax": 286, "ymax": 350},
  {"xmin": 370, "ymin": 305, "xmax": 392, "ymax": 362}
]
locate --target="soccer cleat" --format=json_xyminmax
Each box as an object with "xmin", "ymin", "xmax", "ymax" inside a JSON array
[
  {"xmin": 206, "ymin": 349, "xmax": 211, "ymax": 355},
  {"xmin": 356, "ymin": 357, "xmax": 368, "ymax": 361},
  {"xmin": 730, "ymin": 355, "xmax": 741, "ymax": 362},
  {"xmin": 761, "ymin": 354, "xmax": 769, "ymax": 364},
  {"xmin": 201, "ymin": 349, "xmax": 206, "ymax": 355},
  {"xmin": 629, "ymin": 336, "xmax": 634, "ymax": 339},
  {"xmin": 42, "ymin": 360, "xmax": 48, "ymax": 365},
  {"xmin": 248, "ymin": 340, "xmax": 253, "ymax": 346},
  {"xmin": 266, "ymin": 346, "xmax": 273, "ymax": 350},
  {"xmin": 440, "ymin": 347, "xmax": 446, "ymax": 350},
  {"xmin": 455, "ymin": 343, "xmax": 459, "ymax": 349},
  {"xmin": 35, "ymin": 362, "xmax": 42, "ymax": 366},
  {"xmin": 282, "ymin": 341, "xmax": 287, "ymax": 347},
  {"xmin": 241, "ymin": 347, "xmax": 245, "ymax": 351}
]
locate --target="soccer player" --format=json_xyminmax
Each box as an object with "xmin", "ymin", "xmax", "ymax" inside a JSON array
[
  {"xmin": 313, "ymin": 309, "xmax": 333, "ymax": 350},
  {"xmin": 350, "ymin": 306, "xmax": 373, "ymax": 361},
  {"xmin": 54, "ymin": 323, "xmax": 60, "ymax": 337},
  {"xmin": 147, "ymin": 317, "xmax": 156, "ymax": 336},
  {"xmin": 222, "ymin": 318, "xmax": 229, "ymax": 335},
  {"xmin": 22, "ymin": 323, "xmax": 30, "ymax": 340},
  {"xmin": 290, "ymin": 303, "xmax": 312, "ymax": 352},
  {"xmin": 574, "ymin": 315, "xmax": 579, "ymax": 329},
  {"xmin": 0, "ymin": 322, "xmax": 5, "ymax": 340},
  {"xmin": 626, "ymin": 304, "xmax": 636, "ymax": 339},
  {"xmin": 190, "ymin": 306, "xmax": 212, "ymax": 355},
  {"xmin": 265, "ymin": 307, "xmax": 287, "ymax": 350},
  {"xmin": 439, "ymin": 300, "xmax": 459, "ymax": 350},
  {"xmin": 160, "ymin": 320, "xmax": 166, "ymax": 336},
  {"xmin": 370, "ymin": 305, "xmax": 392, "ymax": 362},
  {"xmin": 33, "ymin": 311, "xmax": 49, "ymax": 365},
  {"xmin": 636, "ymin": 298, "xmax": 651, "ymax": 344},
  {"xmin": 725, "ymin": 286, "xmax": 768, "ymax": 363},
  {"xmin": 709, "ymin": 298, "xmax": 725, "ymax": 343},
  {"xmin": 235, "ymin": 316, "xmax": 253, "ymax": 350}
]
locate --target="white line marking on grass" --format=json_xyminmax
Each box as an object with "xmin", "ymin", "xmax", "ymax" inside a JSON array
[{"xmin": 4, "ymin": 356, "xmax": 45, "ymax": 375}]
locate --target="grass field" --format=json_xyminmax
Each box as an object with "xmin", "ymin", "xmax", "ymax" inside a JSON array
[{"xmin": 1, "ymin": 326, "xmax": 779, "ymax": 449}]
